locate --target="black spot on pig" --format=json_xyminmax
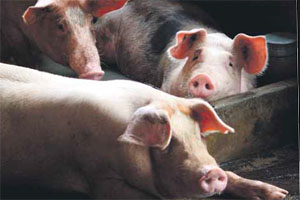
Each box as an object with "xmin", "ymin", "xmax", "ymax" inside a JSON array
[
  {"xmin": 188, "ymin": 34, "xmax": 198, "ymax": 48},
  {"xmin": 144, "ymin": 8, "xmax": 160, "ymax": 23},
  {"xmin": 144, "ymin": 12, "xmax": 154, "ymax": 23},
  {"xmin": 190, "ymin": 34, "xmax": 197, "ymax": 42},
  {"xmin": 242, "ymin": 46, "xmax": 249, "ymax": 61},
  {"xmin": 150, "ymin": 19, "xmax": 184, "ymax": 55}
]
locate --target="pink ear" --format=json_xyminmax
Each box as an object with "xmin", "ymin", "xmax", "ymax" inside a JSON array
[
  {"xmin": 90, "ymin": 0, "xmax": 128, "ymax": 17},
  {"xmin": 191, "ymin": 101, "xmax": 234, "ymax": 135},
  {"xmin": 22, "ymin": 0, "xmax": 54, "ymax": 25},
  {"xmin": 118, "ymin": 105, "xmax": 172, "ymax": 150},
  {"xmin": 233, "ymin": 34, "xmax": 268, "ymax": 75},
  {"xmin": 23, "ymin": 7, "xmax": 37, "ymax": 24},
  {"xmin": 169, "ymin": 29, "xmax": 207, "ymax": 59}
]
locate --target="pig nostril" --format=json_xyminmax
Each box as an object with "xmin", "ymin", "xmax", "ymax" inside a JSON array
[
  {"xmin": 205, "ymin": 178, "xmax": 212, "ymax": 183},
  {"xmin": 205, "ymin": 83, "xmax": 211, "ymax": 90},
  {"xmin": 199, "ymin": 168, "xmax": 227, "ymax": 194},
  {"xmin": 193, "ymin": 81, "xmax": 199, "ymax": 88}
]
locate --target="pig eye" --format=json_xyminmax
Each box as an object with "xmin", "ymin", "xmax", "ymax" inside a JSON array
[
  {"xmin": 57, "ymin": 23, "xmax": 65, "ymax": 32},
  {"xmin": 91, "ymin": 17, "xmax": 98, "ymax": 24},
  {"xmin": 229, "ymin": 62, "xmax": 233, "ymax": 67},
  {"xmin": 193, "ymin": 49, "xmax": 202, "ymax": 61}
]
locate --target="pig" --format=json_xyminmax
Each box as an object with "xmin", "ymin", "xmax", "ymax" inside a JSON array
[
  {"xmin": 96, "ymin": 0, "xmax": 268, "ymax": 101},
  {"xmin": 0, "ymin": 0, "xmax": 128, "ymax": 80},
  {"xmin": 0, "ymin": 63, "xmax": 288, "ymax": 199}
]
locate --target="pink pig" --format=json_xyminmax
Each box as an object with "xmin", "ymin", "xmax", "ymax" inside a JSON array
[
  {"xmin": 1, "ymin": 0, "xmax": 128, "ymax": 80},
  {"xmin": 163, "ymin": 28, "xmax": 268, "ymax": 101},
  {"xmin": 96, "ymin": 0, "xmax": 268, "ymax": 101}
]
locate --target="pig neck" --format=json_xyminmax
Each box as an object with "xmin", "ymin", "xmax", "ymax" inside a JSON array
[{"xmin": 66, "ymin": 82, "xmax": 169, "ymax": 198}]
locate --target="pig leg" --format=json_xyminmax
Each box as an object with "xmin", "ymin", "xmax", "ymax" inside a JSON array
[
  {"xmin": 92, "ymin": 179, "xmax": 157, "ymax": 199},
  {"xmin": 225, "ymin": 171, "xmax": 288, "ymax": 200}
]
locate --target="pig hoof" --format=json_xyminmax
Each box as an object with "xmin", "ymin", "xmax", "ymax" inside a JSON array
[
  {"xmin": 255, "ymin": 181, "xmax": 288, "ymax": 200},
  {"xmin": 79, "ymin": 71, "xmax": 105, "ymax": 80}
]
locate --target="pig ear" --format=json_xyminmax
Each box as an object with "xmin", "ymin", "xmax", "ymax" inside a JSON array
[
  {"xmin": 88, "ymin": 0, "xmax": 128, "ymax": 17},
  {"xmin": 233, "ymin": 34, "xmax": 268, "ymax": 75},
  {"xmin": 118, "ymin": 105, "xmax": 172, "ymax": 150},
  {"xmin": 23, "ymin": 0, "xmax": 54, "ymax": 25},
  {"xmin": 191, "ymin": 101, "xmax": 234, "ymax": 137},
  {"xmin": 169, "ymin": 28, "xmax": 207, "ymax": 59}
]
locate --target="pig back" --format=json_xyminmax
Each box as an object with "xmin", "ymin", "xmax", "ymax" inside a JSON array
[
  {"xmin": 0, "ymin": 64, "xmax": 170, "ymax": 156},
  {"xmin": 97, "ymin": 0, "xmax": 215, "ymax": 87},
  {"xmin": 0, "ymin": 77, "xmax": 128, "ymax": 192}
]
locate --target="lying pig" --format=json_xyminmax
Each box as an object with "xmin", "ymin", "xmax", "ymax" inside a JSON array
[
  {"xmin": 0, "ymin": 0, "xmax": 127, "ymax": 80},
  {"xmin": 96, "ymin": 0, "xmax": 268, "ymax": 101},
  {"xmin": 1, "ymin": 63, "xmax": 287, "ymax": 199}
]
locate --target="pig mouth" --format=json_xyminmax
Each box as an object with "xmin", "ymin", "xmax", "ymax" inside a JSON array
[{"xmin": 79, "ymin": 70, "xmax": 105, "ymax": 80}]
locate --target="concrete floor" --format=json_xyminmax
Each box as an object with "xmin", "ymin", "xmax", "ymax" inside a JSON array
[{"xmin": 211, "ymin": 145, "xmax": 299, "ymax": 199}]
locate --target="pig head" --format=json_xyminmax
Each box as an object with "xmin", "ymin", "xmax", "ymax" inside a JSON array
[
  {"xmin": 162, "ymin": 28, "xmax": 268, "ymax": 101},
  {"xmin": 118, "ymin": 100, "xmax": 234, "ymax": 198},
  {"xmin": 22, "ymin": 0, "xmax": 128, "ymax": 80}
]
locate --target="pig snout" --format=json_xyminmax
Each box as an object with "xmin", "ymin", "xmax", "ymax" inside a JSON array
[
  {"xmin": 79, "ymin": 69, "xmax": 105, "ymax": 80},
  {"xmin": 189, "ymin": 74, "xmax": 215, "ymax": 98},
  {"xmin": 199, "ymin": 168, "xmax": 228, "ymax": 195},
  {"xmin": 69, "ymin": 39, "xmax": 104, "ymax": 80},
  {"xmin": 69, "ymin": 51, "xmax": 104, "ymax": 81}
]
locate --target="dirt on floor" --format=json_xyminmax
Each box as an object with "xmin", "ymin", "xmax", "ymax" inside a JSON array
[{"xmin": 207, "ymin": 145, "xmax": 299, "ymax": 199}]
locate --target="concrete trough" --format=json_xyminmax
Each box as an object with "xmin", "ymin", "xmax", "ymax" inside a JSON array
[{"xmin": 208, "ymin": 78, "xmax": 298, "ymax": 163}]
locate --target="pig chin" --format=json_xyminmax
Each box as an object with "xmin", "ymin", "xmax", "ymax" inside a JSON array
[
  {"xmin": 154, "ymin": 169, "xmax": 227, "ymax": 199},
  {"xmin": 194, "ymin": 192, "xmax": 223, "ymax": 199},
  {"xmin": 188, "ymin": 88, "xmax": 237, "ymax": 102}
]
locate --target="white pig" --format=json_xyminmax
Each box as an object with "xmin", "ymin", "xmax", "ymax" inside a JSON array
[
  {"xmin": 96, "ymin": 0, "xmax": 268, "ymax": 101},
  {"xmin": 0, "ymin": 63, "xmax": 287, "ymax": 199}
]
